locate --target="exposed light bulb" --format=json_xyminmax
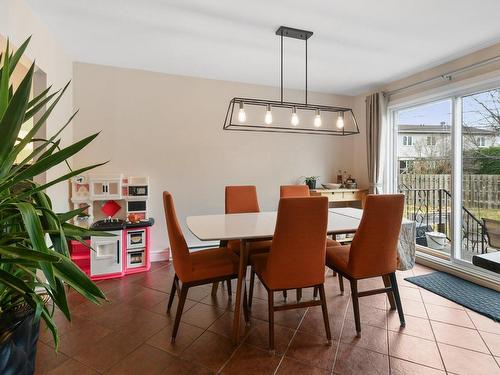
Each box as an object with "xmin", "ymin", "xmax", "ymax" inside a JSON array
[
  {"xmin": 291, "ymin": 107, "xmax": 299, "ymax": 126},
  {"xmin": 265, "ymin": 104, "xmax": 273, "ymax": 125},
  {"xmin": 336, "ymin": 112, "xmax": 345, "ymax": 129},
  {"xmin": 314, "ymin": 109, "xmax": 322, "ymax": 127},
  {"xmin": 238, "ymin": 102, "xmax": 246, "ymax": 123}
]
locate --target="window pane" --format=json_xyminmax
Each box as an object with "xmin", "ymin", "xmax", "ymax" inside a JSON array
[
  {"xmin": 396, "ymin": 99, "xmax": 452, "ymax": 256},
  {"xmin": 461, "ymin": 88, "xmax": 500, "ymax": 261}
]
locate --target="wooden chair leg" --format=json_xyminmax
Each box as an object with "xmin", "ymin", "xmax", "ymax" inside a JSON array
[
  {"xmin": 243, "ymin": 282, "xmax": 250, "ymax": 323},
  {"xmin": 171, "ymin": 284, "xmax": 189, "ymax": 343},
  {"xmin": 338, "ymin": 275, "xmax": 344, "ymax": 295},
  {"xmin": 349, "ymin": 279, "xmax": 361, "ymax": 337},
  {"xmin": 268, "ymin": 290, "xmax": 275, "ymax": 351},
  {"xmin": 389, "ymin": 272, "xmax": 405, "ymax": 327},
  {"xmin": 318, "ymin": 284, "xmax": 332, "ymax": 342},
  {"xmin": 167, "ymin": 274, "xmax": 178, "ymax": 312},
  {"xmin": 313, "ymin": 286, "xmax": 318, "ymax": 298},
  {"xmin": 211, "ymin": 282, "xmax": 219, "ymax": 296},
  {"xmin": 226, "ymin": 279, "xmax": 232, "ymax": 297},
  {"xmin": 382, "ymin": 275, "xmax": 396, "ymax": 309},
  {"xmin": 296, "ymin": 288, "xmax": 302, "ymax": 301},
  {"xmin": 282, "ymin": 289, "xmax": 287, "ymax": 301},
  {"xmin": 248, "ymin": 269, "xmax": 255, "ymax": 309}
]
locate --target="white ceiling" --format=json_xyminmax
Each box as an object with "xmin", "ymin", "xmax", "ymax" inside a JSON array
[{"xmin": 25, "ymin": 0, "xmax": 500, "ymax": 95}]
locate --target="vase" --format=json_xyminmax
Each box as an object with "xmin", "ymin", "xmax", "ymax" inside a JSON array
[{"xmin": 0, "ymin": 312, "xmax": 40, "ymax": 375}]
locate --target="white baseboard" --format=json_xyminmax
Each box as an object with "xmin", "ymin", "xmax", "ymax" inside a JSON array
[{"xmin": 150, "ymin": 248, "xmax": 170, "ymax": 262}]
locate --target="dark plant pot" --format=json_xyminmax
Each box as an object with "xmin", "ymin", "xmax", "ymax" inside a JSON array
[
  {"xmin": 305, "ymin": 180, "xmax": 316, "ymax": 190},
  {"xmin": 0, "ymin": 312, "xmax": 40, "ymax": 375}
]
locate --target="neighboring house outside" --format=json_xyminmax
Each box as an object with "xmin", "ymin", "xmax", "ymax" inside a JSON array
[{"xmin": 398, "ymin": 122, "xmax": 499, "ymax": 174}]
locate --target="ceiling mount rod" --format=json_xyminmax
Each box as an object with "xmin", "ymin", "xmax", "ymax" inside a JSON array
[
  {"xmin": 280, "ymin": 29, "xmax": 284, "ymax": 104},
  {"xmin": 305, "ymin": 37, "xmax": 308, "ymax": 105},
  {"xmin": 275, "ymin": 26, "xmax": 313, "ymax": 106}
]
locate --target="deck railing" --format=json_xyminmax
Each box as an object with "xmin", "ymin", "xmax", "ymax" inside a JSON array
[{"xmin": 399, "ymin": 186, "xmax": 488, "ymax": 254}]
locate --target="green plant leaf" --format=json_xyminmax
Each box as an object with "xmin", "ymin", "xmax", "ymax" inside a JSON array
[
  {"xmin": 57, "ymin": 206, "xmax": 89, "ymax": 223},
  {"xmin": 0, "ymin": 246, "xmax": 61, "ymax": 262},
  {"xmin": 8, "ymin": 36, "xmax": 31, "ymax": 74},
  {"xmin": 0, "ymin": 39, "xmax": 10, "ymax": 118},
  {"xmin": 3, "ymin": 132, "xmax": 99, "ymax": 189},
  {"xmin": 0, "ymin": 63, "xmax": 34, "ymax": 166},
  {"xmin": 13, "ymin": 202, "xmax": 56, "ymax": 289},
  {"xmin": 52, "ymin": 256, "xmax": 106, "ymax": 302}
]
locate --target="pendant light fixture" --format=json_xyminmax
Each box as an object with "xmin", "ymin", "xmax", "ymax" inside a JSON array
[
  {"xmin": 223, "ymin": 26, "xmax": 359, "ymax": 136},
  {"xmin": 264, "ymin": 104, "xmax": 273, "ymax": 125},
  {"xmin": 238, "ymin": 102, "xmax": 246, "ymax": 123},
  {"xmin": 291, "ymin": 106, "xmax": 299, "ymax": 126},
  {"xmin": 314, "ymin": 109, "xmax": 322, "ymax": 128}
]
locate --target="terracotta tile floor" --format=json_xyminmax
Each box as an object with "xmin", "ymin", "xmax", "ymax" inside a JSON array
[{"xmin": 35, "ymin": 261, "xmax": 500, "ymax": 374}]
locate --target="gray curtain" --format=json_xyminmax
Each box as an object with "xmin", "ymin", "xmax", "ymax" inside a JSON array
[{"xmin": 366, "ymin": 92, "xmax": 382, "ymax": 194}]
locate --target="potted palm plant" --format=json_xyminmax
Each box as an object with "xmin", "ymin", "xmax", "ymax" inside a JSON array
[{"xmin": 0, "ymin": 38, "xmax": 107, "ymax": 374}]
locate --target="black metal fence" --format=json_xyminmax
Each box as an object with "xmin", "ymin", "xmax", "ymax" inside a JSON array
[{"xmin": 399, "ymin": 186, "xmax": 488, "ymax": 254}]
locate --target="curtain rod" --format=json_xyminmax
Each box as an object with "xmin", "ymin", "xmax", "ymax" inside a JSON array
[{"xmin": 383, "ymin": 54, "xmax": 500, "ymax": 97}]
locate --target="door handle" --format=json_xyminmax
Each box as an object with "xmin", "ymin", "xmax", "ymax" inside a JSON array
[{"xmin": 116, "ymin": 240, "xmax": 120, "ymax": 264}]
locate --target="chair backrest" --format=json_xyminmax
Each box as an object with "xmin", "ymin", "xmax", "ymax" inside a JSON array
[
  {"xmin": 483, "ymin": 218, "xmax": 500, "ymax": 249},
  {"xmin": 280, "ymin": 185, "xmax": 310, "ymax": 198},
  {"xmin": 163, "ymin": 192, "xmax": 191, "ymax": 281},
  {"xmin": 225, "ymin": 185, "xmax": 260, "ymax": 214},
  {"xmin": 265, "ymin": 196, "xmax": 328, "ymax": 289},
  {"xmin": 348, "ymin": 194, "xmax": 404, "ymax": 278}
]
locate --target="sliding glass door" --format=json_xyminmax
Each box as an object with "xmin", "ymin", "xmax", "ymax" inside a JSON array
[
  {"xmin": 395, "ymin": 99, "xmax": 453, "ymax": 259},
  {"xmin": 460, "ymin": 88, "xmax": 500, "ymax": 262},
  {"xmin": 391, "ymin": 84, "xmax": 500, "ymax": 273}
]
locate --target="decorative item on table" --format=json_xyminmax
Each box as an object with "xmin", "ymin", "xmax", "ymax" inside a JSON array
[
  {"xmin": 337, "ymin": 169, "xmax": 343, "ymax": 184},
  {"xmin": 322, "ymin": 183, "xmax": 342, "ymax": 190},
  {"xmin": 100, "ymin": 200, "xmax": 122, "ymax": 217},
  {"xmin": 344, "ymin": 175, "xmax": 357, "ymax": 189},
  {"xmin": 304, "ymin": 176, "xmax": 319, "ymax": 190}
]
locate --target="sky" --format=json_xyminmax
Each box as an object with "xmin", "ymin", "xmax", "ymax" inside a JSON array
[{"xmin": 397, "ymin": 89, "xmax": 499, "ymax": 130}]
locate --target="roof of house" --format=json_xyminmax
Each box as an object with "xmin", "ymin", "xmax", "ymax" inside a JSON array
[{"xmin": 399, "ymin": 124, "xmax": 496, "ymax": 135}]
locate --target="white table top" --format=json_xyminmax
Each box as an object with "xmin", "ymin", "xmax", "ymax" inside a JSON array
[
  {"xmin": 330, "ymin": 207, "xmax": 413, "ymax": 225},
  {"xmin": 186, "ymin": 210, "xmax": 360, "ymax": 242}
]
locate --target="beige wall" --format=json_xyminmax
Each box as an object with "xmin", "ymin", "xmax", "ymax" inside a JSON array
[
  {"xmin": 1, "ymin": 0, "xmax": 74, "ymax": 212},
  {"xmin": 72, "ymin": 62, "xmax": 358, "ymax": 257},
  {"xmin": 352, "ymin": 42, "xmax": 500, "ymax": 189}
]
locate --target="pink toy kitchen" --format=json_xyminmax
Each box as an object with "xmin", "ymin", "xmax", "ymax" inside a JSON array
[{"xmin": 69, "ymin": 174, "xmax": 154, "ymax": 280}]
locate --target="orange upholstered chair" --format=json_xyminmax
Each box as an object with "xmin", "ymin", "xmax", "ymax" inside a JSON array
[
  {"xmin": 249, "ymin": 196, "xmax": 332, "ymax": 350},
  {"xmin": 224, "ymin": 185, "xmax": 272, "ymax": 254},
  {"xmin": 163, "ymin": 192, "xmax": 239, "ymax": 342},
  {"xmin": 279, "ymin": 184, "xmax": 340, "ymax": 300},
  {"xmin": 224, "ymin": 185, "xmax": 276, "ymax": 300},
  {"xmin": 326, "ymin": 194, "xmax": 405, "ymax": 337},
  {"xmin": 280, "ymin": 185, "xmax": 340, "ymax": 247}
]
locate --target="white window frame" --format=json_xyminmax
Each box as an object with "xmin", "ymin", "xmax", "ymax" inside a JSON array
[{"xmin": 386, "ymin": 71, "xmax": 500, "ymax": 280}]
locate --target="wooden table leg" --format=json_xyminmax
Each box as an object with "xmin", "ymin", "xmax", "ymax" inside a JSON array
[
  {"xmin": 232, "ymin": 239, "xmax": 249, "ymax": 345},
  {"xmin": 382, "ymin": 274, "xmax": 396, "ymax": 310}
]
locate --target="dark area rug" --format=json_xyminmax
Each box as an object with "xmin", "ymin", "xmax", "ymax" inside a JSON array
[{"xmin": 405, "ymin": 271, "xmax": 500, "ymax": 322}]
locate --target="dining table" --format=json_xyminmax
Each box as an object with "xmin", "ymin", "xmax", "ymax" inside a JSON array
[{"xmin": 186, "ymin": 207, "xmax": 416, "ymax": 345}]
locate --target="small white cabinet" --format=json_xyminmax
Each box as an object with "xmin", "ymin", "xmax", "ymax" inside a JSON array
[
  {"xmin": 91, "ymin": 231, "xmax": 122, "ymax": 276},
  {"xmin": 89, "ymin": 175, "xmax": 122, "ymax": 200}
]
